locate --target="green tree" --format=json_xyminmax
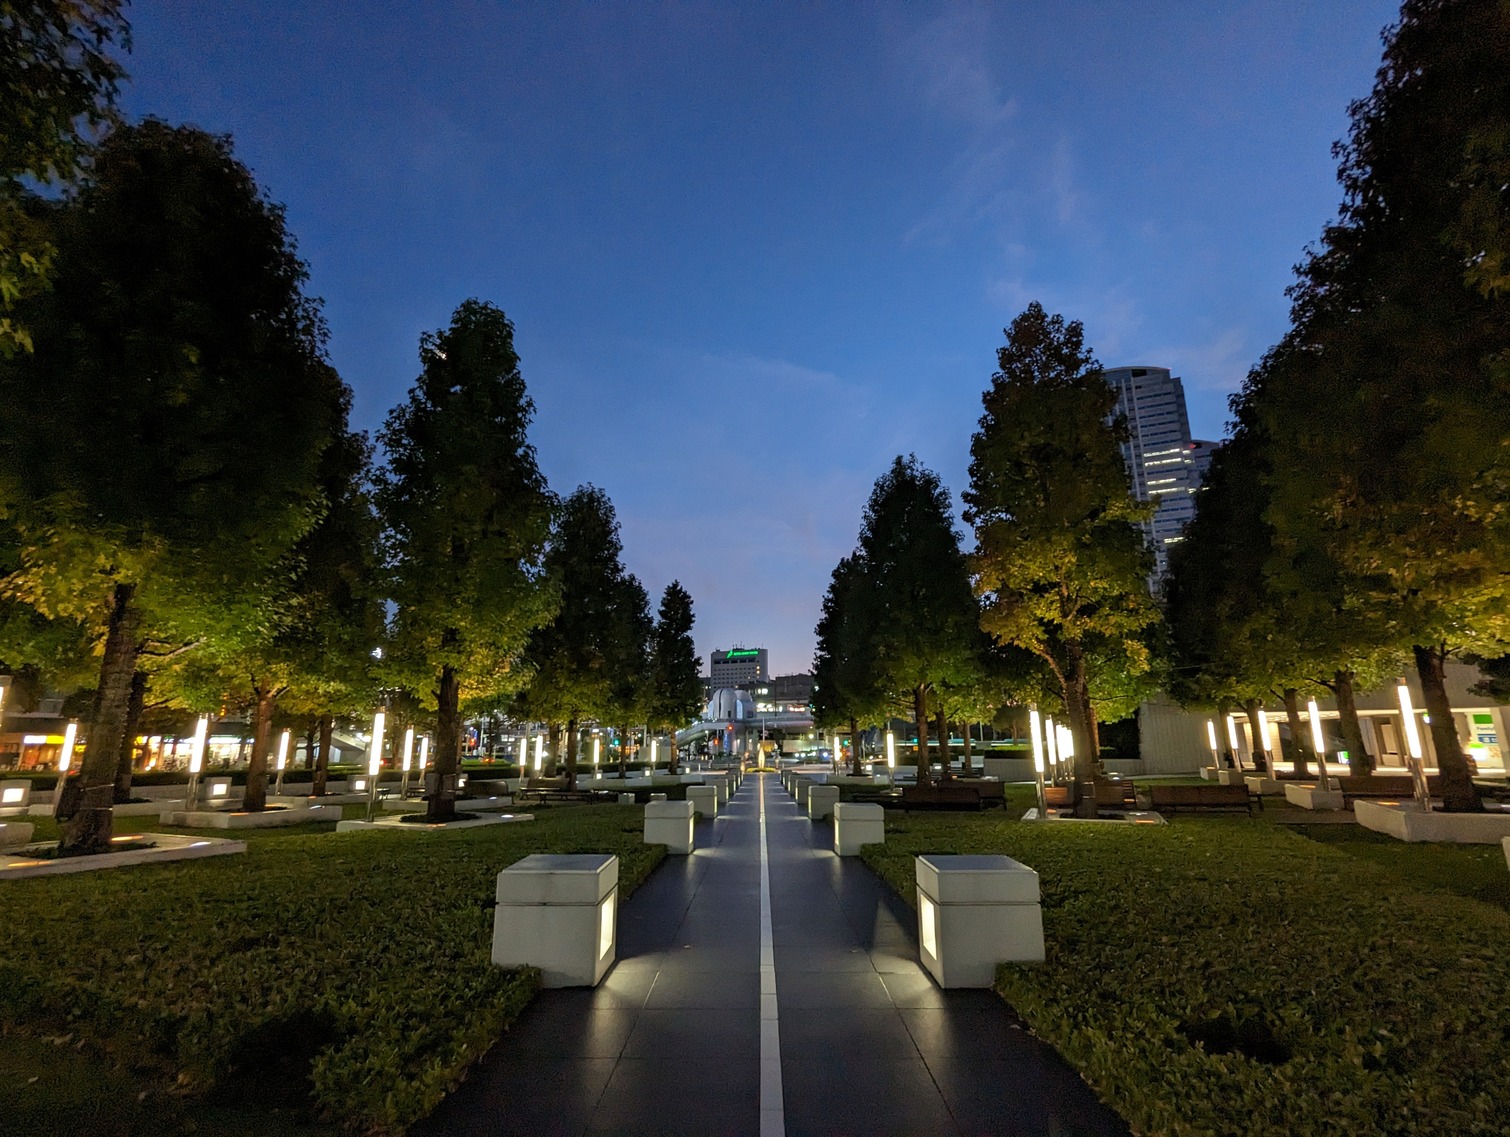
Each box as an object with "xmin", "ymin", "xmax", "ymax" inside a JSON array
[
  {"xmin": 853, "ymin": 455, "xmax": 981, "ymax": 787},
  {"xmin": 605, "ymin": 573, "xmax": 653, "ymax": 775},
  {"xmin": 647, "ymin": 581, "xmax": 702, "ymax": 773},
  {"xmin": 0, "ymin": 122, "xmax": 349, "ymax": 853},
  {"xmin": 812, "ymin": 554, "xmax": 885, "ymax": 776},
  {"xmin": 1255, "ymin": 0, "xmax": 1510, "ymax": 810},
  {"xmin": 376, "ymin": 299, "xmax": 556, "ymax": 822},
  {"xmin": 965, "ymin": 302, "xmax": 1158, "ymax": 814},
  {"xmin": 2, "ymin": 1, "xmax": 129, "ymax": 355}
]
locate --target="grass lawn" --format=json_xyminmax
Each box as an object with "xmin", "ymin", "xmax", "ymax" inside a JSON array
[
  {"xmin": 862, "ymin": 811, "xmax": 1510, "ymax": 1137},
  {"xmin": 0, "ymin": 803, "xmax": 663, "ymax": 1135}
]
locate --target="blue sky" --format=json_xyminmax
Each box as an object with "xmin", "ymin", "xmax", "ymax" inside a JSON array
[{"xmin": 121, "ymin": 1, "xmax": 1401, "ymax": 676}]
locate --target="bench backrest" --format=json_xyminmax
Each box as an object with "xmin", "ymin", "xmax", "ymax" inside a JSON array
[
  {"xmin": 1148, "ymin": 784, "xmax": 1249, "ymax": 805},
  {"xmin": 901, "ymin": 784, "xmax": 980, "ymax": 804}
]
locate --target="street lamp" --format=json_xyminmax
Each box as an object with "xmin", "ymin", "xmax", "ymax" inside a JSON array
[
  {"xmin": 1255, "ymin": 708, "xmax": 1272, "ymax": 774},
  {"xmin": 1307, "ymin": 698, "xmax": 1333, "ymax": 792},
  {"xmin": 399, "ymin": 727, "xmax": 415, "ymax": 797},
  {"xmin": 885, "ymin": 730, "xmax": 896, "ymax": 777},
  {"xmin": 533, "ymin": 733, "xmax": 544, "ymax": 776},
  {"xmin": 1206, "ymin": 720, "xmax": 1221, "ymax": 769},
  {"xmin": 273, "ymin": 729, "xmax": 291, "ymax": 796},
  {"xmin": 1226, "ymin": 715, "xmax": 1245, "ymax": 772},
  {"xmin": 365, "ymin": 710, "xmax": 386, "ymax": 822},
  {"xmin": 52, "ymin": 721, "xmax": 78, "ymax": 819},
  {"xmin": 185, "ymin": 716, "xmax": 210, "ymax": 809},
  {"xmin": 1028, "ymin": 708, "xmax": 1047, "ymax": 816},
  {"xmin": 1396, "ymin": 680, "xmax": 1431, "ymax": 810}
]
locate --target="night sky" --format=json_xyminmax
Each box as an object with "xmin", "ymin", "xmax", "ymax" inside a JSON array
[{"xmin": 120, "ymin": 1, "xmax": 1400, "ymax": 676}]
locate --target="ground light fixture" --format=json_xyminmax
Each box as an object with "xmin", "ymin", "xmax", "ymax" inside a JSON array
[
  {"xmin": 365, "ymin": 711, "xmax": 386, "ymax": 822},
  {"xmin": 1028, "ymin": 708, "xmax": 1047, "ymax": 815},
  {"xmin": 399, "ymin": 727, "xmax": 415, "ymax": 796},
  {"xmin": 1226, "ymin": 715, "xmax": 1245, "ymax": 771},
  {"xmin": 1307, "ymin": 698, "xmax": 1333, "ymax": 792},
  {"xmin": 1396, "ymin": 680, "xmax": 1432, "ymax": 810},
  {"xmin": 51, "ymin": 721, "xmax": 79, "ymax": 819},
  {"xmin": 185, "ymin": 716, "xmax": 210, "ymax": 809},
  {"xmin": 273, "ymin": 729, "xmax": 291, "ymax": 796}
]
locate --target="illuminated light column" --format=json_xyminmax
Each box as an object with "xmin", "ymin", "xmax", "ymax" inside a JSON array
[
  {"xmin": 1396, "ymin": 681, "xmax": 1432, "ymax": 810},
  {"xmin": 365, "ymin": 711, "xmax": 386, "ymax": 821},
  {"xmin": 885, "ymin": 730, "xmax": 896, "ymax": 773},
  {"xmin": 592, "ymin": 736, "xmax": 601, "ymax": 771},
  {"xmin": 1226, "ymin": 715, "xmax": 1245, "ymax": 772},
  {"xmin": 1206, "ymin": 720, "xmax": 1221, "ymax": 769},
  {"xmin": 533, "ymin": 734, "xmax": 544, "ymax": 775},
  {"xmin": 1307, "ymin": 699, "xmax": 1333, "ymax": 792},
  {"xmin": 274, "ymin": 729, "xmax": 291, "ymax": 796},
  {"xmin": 186, "ymin": 716, "xmax": 210, "ymax": 809},
  {"xmin": 1029, "ymin": 708, "xmax": 1047, "ymax": 816},
  {"xmin": 52, "ymin": 721, "xmax": 79, "ymax": 819},
  {"xmin": 417, "ymin": 735, "xmax": 430, "ymax": 772},
  {"xmin": 650, "ymin": 739, "xmax": 659, "ymax": 770},
  {"xmin": 1255, "ymin": 708, "xmax": 1273, "ymax": 774},
  {"xmin": 399, "ymin": 727, "xmax": 415, "ymax": 797},
  {"xmin": 1044, "ymin": 716, "xmax": 1059, "ymax": 779}
]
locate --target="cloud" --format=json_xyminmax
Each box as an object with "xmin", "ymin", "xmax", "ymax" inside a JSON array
[{"xmin": 1146, "ymin": 325, "xmax": 1252, "ymax": 394}]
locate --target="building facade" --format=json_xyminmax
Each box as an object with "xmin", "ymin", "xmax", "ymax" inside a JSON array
[{"xmin": 709, "ymin": 647, "xmax": 769, "ymax": 688}]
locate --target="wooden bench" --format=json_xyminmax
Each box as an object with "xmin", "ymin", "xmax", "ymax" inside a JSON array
[
  {"xmin": 1147, "ymin": 784, "xmax": 1258, "ymax": 816},
  {"xmin": 899, "ymin": 784, "xmax": 985, "ymax": 811},
  {"xmin": 1336, "ymin": 774, "xmax": 1439, "ymax": 803},
  {"xmin": 1043, "ymin": 782, "xmax": 1136, "ymax": 810}
]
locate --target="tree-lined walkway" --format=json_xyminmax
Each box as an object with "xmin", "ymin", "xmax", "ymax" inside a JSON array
[{"xmin": 415, "ymin": 774, "xmax": 1126, "ymax": 1135}]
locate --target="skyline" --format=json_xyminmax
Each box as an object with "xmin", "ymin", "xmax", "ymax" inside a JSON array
[{"xmin": 118, "ymin": 1, "xmax": 1401, "ymax": 674}]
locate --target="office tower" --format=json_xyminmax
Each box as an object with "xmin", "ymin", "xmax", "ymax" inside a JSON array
[{"xmin": 710, "ymin": 647, "xmax": 769, "ymax": 688}]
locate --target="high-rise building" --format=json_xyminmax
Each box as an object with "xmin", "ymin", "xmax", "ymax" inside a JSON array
[
  {"xmin": 709, "ymin": 647, "xmax": 769, "ymax": 688},
  {"xmin": 1103, "ymin": 366, "xmax": 1206, "ymax": 582}
]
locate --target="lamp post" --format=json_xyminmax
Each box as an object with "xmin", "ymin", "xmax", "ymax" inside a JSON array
[
  {"xmin": 885, "ymin": 729, "xmax": 896, "ymax": 780},
  {"xmin": 533, "ymin": 733, "xmax": 544, "ymax": 777},
  {"xmin": 1206, "ymin": 720, "xmax": 1221, "ymax": 770},
  {"xmin": 1396, "ymin": 680, "xmax": 1432, "ymax": 811},
  {"xmin": 273, "ymin": 729, "xmax": 291, "ymax": 796},
  {"xmin": 1044, "ymin": 716, "xmax": 1059, "ymax": 781},
  {"xmin": 365, "ymin": 710, "xmax": 386, "ymax": 823},
  {"xmin": 1226, "ymin": 715, "xmax": 1245, "ymax": 772},
  {"xmin": 1029, "ymin": 708, "xmax": 1048, "ymax": 816},
  {"xmin": 592, "ymin": 735, "xmax": 601, "ymax": 775},
  {"xmin": 1255, "ymin": 708, "xmax": 1272, "ymax": 774},
  {"xmin": 399, "ymin": 727, "xmax": 415, "ymax": 797},
  {"xmin": 185, "ymin": 716, "xmax": 210, "ymax": 810},
  {"xmin": 1307, "ymin": 698, "xmax": 1333, "ymax": 792},
  {"xmin": 51, "ymin": 721, "xmax": 78, "ymax": 819}
]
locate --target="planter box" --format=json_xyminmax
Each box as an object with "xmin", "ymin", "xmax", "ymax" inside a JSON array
[
  {"xmin": 1, "ymin": 833, "xmax": 245, "ymax": 879},
  {"xmin": 492, "ymin": 853, "xmax": 618, "ymax": 987},
  {"xmin": 1356, "ymin": 799, "xmax": 1510, "ymax": 844},
  {"xmin": 915, "ymin": 854, "xmax": 1044, "ymax": 988},
  {"xmin": 160, "ymin": 804, "xmax": 337, "ymax": 829},
  {"xmin": 335, "ymin": 813, "xmax": 531, "ymax": 833},
  {"xmin": 1283, "ymin": 784, "xmax": 1344, "ymax": 811},
  {"xmin": 833, "ymin": 802, "xmax": 883, "ymax": 856}
]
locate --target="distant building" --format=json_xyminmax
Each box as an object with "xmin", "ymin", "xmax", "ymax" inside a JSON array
[
  {"xmin": 1103, "ymin": 366, "xmax": 1205, "ymax": 582},
  {"xmin": 751, "ymin": 673, "xmax": 814, "ymax": 714},
  {"xmin": 709, "ymin": 647, "xmax": 769, "ymax": 688},
  {"xmin": 1189, "ymin": 438, "xmax": 1219, "ymax": 483}
]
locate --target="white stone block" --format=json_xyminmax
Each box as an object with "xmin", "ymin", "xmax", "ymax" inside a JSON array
[
  {"xmin": 807, "ymin": 785, "xmax": 839, "ymax": 820},
  {"xmin": 1244, "ymin": 776, "xmax": 1284, "ymax": 795},
  {"xmin": 617, "ymin": 792, "xmax": 635, "ymax": 804},
  {"xmin": 1356, "ymin": 799, "xmax": 1510, "ymax": 844},
  {"xmin": 1284, "ymin": 783, "xmax": 1344, "ymax": 811},
  {"xmin": 1199, "ymin": 766, "xmax": 1218, "ymax": 781},
  {"xmin": 644, "ymin": 800, "xmax": 695, "ymax": 854},
  {"xmin": 492, "ymin": 853, "xmax": 618, "ymax": 987},
  {"xmin": 687, "ymin": 785, "xmax": 718, "ymax": 818},
  {"xmin": 0, "ymin": 820, "xmax": 36, "ymax": 848},
  {"xmin": 915, "ymin": 854, "xmax": 1044, "ymax": 988},
  {"xmin": 704, "ymin": 774, "xmax": 729, "ymax": 807},
  {"xmin": 833, "ymin": 802, "xmax": 883, "ymax": 856},
  {"xmin": 1216, "ymin": 769, "xmax": 1248, "ymax": 786},
  {"xmin": 0, "ymin": 780, "xmax": 32, "ymax": 815},
  {"xmin": 649, "ymin": 792, "xmax": 667, "ymax": 803}
]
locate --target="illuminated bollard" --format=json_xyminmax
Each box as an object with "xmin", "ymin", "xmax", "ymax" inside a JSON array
[
  {"xmin": 915, "ymin": 854, "xmax": 1044, "ymax": 988},
  {"xmin": 833, "ymin": 802, "xmax": 884, "ymax": 856},
  {"xmin": 704, "ymin": 773, "xmax": 730, "ymax": 807},
  {"xmin": 687, "ymin": 785, "xmax": 718, "ymax": 818},
  {"xmin": 492, "ymin": 853, "xmax": 618, "ymax": 988},
  {"xmin": 807, "ymin": 784, "xmax": 839, "ymax": 820},
  {"xmin": 204, "ymin": 777, "xmax": 233, "ymax": 805},
  {"xmin": 617, "ymin": 793, "xmax": 635, "ymax": 805},
  {"xmin": 0, "ymin": 780, "xmax": 31, "ymax": 816},
  {"xmin": 649, "ymin": 792, "xmax": 667, "ymax": 803},
  {"xmin": 644, "ymin": 800, "xmax": 695, "ymax": 854}
]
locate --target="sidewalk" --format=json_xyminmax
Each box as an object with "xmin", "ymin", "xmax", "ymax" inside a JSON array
[{"xmin": 413, "ymin": 772, "xmax": 1127, "ymax": 1136}]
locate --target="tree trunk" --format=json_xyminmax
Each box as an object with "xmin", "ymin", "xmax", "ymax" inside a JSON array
[
  {"xmin": 565, "ymin": 717, "xmax": 579, "ymax": 789},
  {"xmin": 426, "ymin": 664, "xmax": 461, "ymax": 822},
  {"xmin": 849, "ymin": 716, "xmax": 863, "ymax": 776},
  {"xmin": 304, "ymin": 722, "xmax": 316, "ymax": 770},
  {"xmin": 242, "ymin": 683, "xmax": 276, "ymax": 812},
  {"xmin": 1214, "ymin": 699, "xmax": 1235, "ymax": 768},
  {"xmin": 1064, "ymin": 648, "xmax": 1098, "ymax": 819},
  {"xmin": 618, "ymin": 726, "xmax": 628, "ymax": 777},
  {"xmin": 1281, "ymin": 687, "xmax": 1310, "ymax": 778},
  {"xmin": 313, "ymin": 714, "xmax": 334, "ymax": 795},
  {"xmin": 1243, "ymin": 699, "xmax": 1268, "ymax": 774},
  {"xmin": 667, "ymin": 727, "xmax": 679, "ymax": 775},
  {"xmin": 59, "ymin": 583, "xmax": 140, "ymax": 856},
  {"xmin": 547, "ymin": 723, "xmax": 562, "ymax": 777},
  {"xmin": 112, "ymin": 669, "xmax": 147, "ymax": 804},
  {"xmin": 1332, "ymin": 669, "xmax": 1374, "ymax": 774},
  {"xmin": 935, "ymin": 709, "xmax": 951, "ymax": 781},
  {"xmin": 913, "ymin": 684, "xmax": 932, "ymax": 788},
  {"xmin": 962, "ymin": 719, "xmax": 973, "ymax": 772},
  {"xmin": 1087, "ymin": 703, "xmax": 1103, "ymax": 777},
  {"xmin": 1413, "ymin": 644, "xmax": 1481, "ymax": 812}
]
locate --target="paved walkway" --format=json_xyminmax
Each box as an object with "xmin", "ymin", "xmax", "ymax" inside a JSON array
[{"xmin": 414, "ymin": 773, "xmax": 1127, "ymax": 1136}]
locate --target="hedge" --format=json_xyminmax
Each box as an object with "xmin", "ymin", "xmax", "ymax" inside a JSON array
[
  {"xmin": 862, "ymin": 815, "xmax": 1510, "ymax": 1137},
  {"xmin": 0, "ymin": 804, "xmax": 663, "ymax": 1133}
]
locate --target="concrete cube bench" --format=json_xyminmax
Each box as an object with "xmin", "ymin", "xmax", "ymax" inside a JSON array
[
  {"xmin": 807, "ymin": 784, "xmax": 839, "ymax": 821},
  {"xmin": 687, "ymin": 785, "xmax": 718, "ymax": 818},
  {"xmin": 492, "ymin": 853, "xmax": 618, "ymax": 987},
  {"xmin": 0, "ymin": 820, "xmax": 36, "ymax": 848},
  {"xmin": 833, "ymin": 802, "xmax": 883, "ymax": 856},
  {"xmin": 915, "ymin": 854, "xmax": 1044, "ymax": 987},
  {"xmin": 645, "ymin": 800, "xmax": 694, "ymax": 854}
]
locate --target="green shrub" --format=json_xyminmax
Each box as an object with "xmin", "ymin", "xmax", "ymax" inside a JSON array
[
  {"xmin": 862, "ymin": 815, "xmax": 1510, "ymax": 1137},
  {"xmin": 0, "ymin": 805, "xmax": 663, "ymax": 1133}
]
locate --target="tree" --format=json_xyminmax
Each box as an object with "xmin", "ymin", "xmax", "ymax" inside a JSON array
[
  {"xmin": 853, "ymin": 456, "xmax": 981, "ymax": 787},
  {"xmin": 964, "ymin": 302, "xmax": 1159, "ymax": 815},
  {"xmin": 647, "ymin": 581, "xmax": 702, "ymax": 773},
  {"xmin": 0, "ymin": 121, "xmax": 350, "ymax": 854},
  {"xmin": 515, "ymin": 486, "xmax": 644, "ymax": 788},
  {"xmin": 604, "ymin": 574, "xmax": 652, "ymax": 775},
  {"xmin": 376, "ymin": 299, "xmax": 556, "ymax": 822},
  {"xmin": 2, "ymin": 1, "xmax": 129, "ymax": 355},
  {"xmin": 812, "ymin": 555, "xmax": 885, "ymax": 776},
  {"xmin": 1254, "ymin": 0, "xmax": 1510, "ymax": 810}
]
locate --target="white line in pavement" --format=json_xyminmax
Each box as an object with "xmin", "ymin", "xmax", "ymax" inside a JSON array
[{"xmin": 758, "ymin": 773, "xmax": 785, "ymax": 1137}]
